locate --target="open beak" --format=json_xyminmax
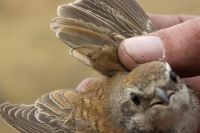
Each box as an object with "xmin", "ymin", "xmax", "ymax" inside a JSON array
[{"xmin": 149, "ymin": 88, "xmax": 175, "ymax": 107}]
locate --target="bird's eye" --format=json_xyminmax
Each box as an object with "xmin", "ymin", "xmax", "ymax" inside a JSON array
[
  {"xmin": 170, "ymin": 71, "xmax": 177, "ymax": 83},
  {"xmin": 131, "ymin": 93, "xmax": 140, "ymax": 106}
]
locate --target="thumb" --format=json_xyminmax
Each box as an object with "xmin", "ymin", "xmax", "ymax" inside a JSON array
[{"xmin": 118, "ymin": 18, "xmax": 200, "ymax": 77}]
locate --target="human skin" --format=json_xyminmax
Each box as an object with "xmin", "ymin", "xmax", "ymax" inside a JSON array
[
  {"xmin": 118, "ymin": 14, "xmax": 200, "ymax": 92},
  {"xmin": 75, "ymin": 14, "xmax": 200, "ymax": 132},
  {"xmin": 77, "ymin": 14, "xmax": 200, "ymax": 93}
]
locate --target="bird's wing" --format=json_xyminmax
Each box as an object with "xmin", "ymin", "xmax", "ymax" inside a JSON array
[
  {"xmin": 51, "ymin": 0, "xmax": 155, "ymax": 76},
  {"xmin": 0, "ymin": 89, "xmax": 80, "ymax": 133}
]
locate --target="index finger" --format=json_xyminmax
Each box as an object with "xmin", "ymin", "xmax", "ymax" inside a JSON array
[{"xmin": 149, "ymin": 14, "xmax": 198, "ymax": 29}]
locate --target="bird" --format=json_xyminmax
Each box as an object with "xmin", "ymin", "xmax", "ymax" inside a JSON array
[{"xmin": 0, "ymin": 0, "xmax": 200, "ymax": 133}]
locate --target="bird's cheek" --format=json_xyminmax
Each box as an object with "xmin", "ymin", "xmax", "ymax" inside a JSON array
[
  {"xmin": 148, "ymin": 108, "xmax": 179, "ymax": 129},
  {"xmin": 169, "ymin": 92, "xmax": 190, "ymax": 110}
]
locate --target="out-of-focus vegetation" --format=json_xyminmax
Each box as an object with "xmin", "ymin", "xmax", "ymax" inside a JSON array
[{"xmin": 0, "ymin": 0, "xmax": 199, "ymax": 132}]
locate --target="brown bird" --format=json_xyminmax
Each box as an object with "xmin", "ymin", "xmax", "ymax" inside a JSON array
[{"xmin": 0, "ymin": 0, "xmax": 200, "ymax": 133}]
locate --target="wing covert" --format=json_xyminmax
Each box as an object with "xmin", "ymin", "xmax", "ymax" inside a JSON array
[
  {"xmin": 0, "ymin": 90, "xmax": 80, "ymax": 133},
  {"xmin": 51, "ymin": 0, "xmax": 155, "ymax": 75}
]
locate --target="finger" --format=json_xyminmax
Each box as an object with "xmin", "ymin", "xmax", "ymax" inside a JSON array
[
  {"xmin": 118, "ymin": 18, "xmax": 200, "ymax": 77},
  {"xmin": 149, "ymin": 14, "xmax": 198, "ymax": 29},
  {"xmin": 184, "ymin": 76, "xmax": 200, "ymax": 98},
  {"xmin": 76, "ymin": 78, "xmax": 95, "ymax": 91}
]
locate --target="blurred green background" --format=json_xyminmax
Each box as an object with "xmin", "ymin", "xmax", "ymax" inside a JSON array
[{"xmin": 0, "ymin": 0, "xmax": 199, "ymax": 132}]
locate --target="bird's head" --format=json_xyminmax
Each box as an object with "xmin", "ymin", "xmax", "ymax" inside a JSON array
[{"xmin": 111, "ymin": 61, "xmax": 195, "ymax": 132}]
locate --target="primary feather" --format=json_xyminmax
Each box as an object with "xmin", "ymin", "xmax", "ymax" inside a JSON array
[
  {"xmin": 51, "ymin": 0, "xmax": 155, "ymax": 48},
  {"xmin": 0, "ymin": 0, "xmax": 156, "ymax": 132},
  {"xmin": 51, "ymin": 0, "xmax": 155, "ymax": 76},
  {"xmin": 0, "ymin": 90, "xmax": 78, "ymax": 133}
]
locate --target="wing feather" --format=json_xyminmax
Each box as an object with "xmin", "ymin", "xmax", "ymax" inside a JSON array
[
  {"xmin": 52, "ymin": 0, "xmax": 155, "ymax": 48},
  {"xmin": 51, "ymin": 0, "xmax": 155, "ymax": 75},
  {"xmin": 0, "ymin": 90, "xmax": 80, "ymax": 133},
  {"xmin": 51, "ymin": 17, "xmax": 117, "ymax": 48}
]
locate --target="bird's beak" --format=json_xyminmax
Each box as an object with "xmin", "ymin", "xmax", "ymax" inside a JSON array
[
  {"xmin": 149, "ymin": 88, "xmax": 172, "ymax": 107},
  {"xmin": 155, "ymin": 88, "xmax": 169, "ymax": 103}
]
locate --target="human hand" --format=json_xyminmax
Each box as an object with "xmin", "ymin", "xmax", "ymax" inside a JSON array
[
  {"xmin": 77, "ymin": 14, "xmax": 200, "ymax": 93},
  {"xmin": 118, "ymin": 14, "xmax": 200, "ymax": 92}
]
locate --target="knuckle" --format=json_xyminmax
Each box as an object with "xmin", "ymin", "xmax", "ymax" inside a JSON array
[
  {"xmin": 190, "ymin": 17, "xmax": 200, "ymax": 23},
  {"xmin": 188, "ymin": 18, "xmax": 200, "ymax": 32},
  {"xmin": 186, "ymin": 18, "xmax": 200, "ymax": 43}
]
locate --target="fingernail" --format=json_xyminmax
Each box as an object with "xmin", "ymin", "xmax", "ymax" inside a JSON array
[
  {"xmin": 120, "ymin": 36, "xmax": 164, "ymax": 69},
  {"xmin": 76, "ymin": 78, "xmax": 95, "ymax": 91}
]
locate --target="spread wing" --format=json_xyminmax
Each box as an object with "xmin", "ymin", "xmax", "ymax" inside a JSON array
[
  {"xmin": 0, "ymin": 90, "xmax": 80, "ymax": 133},
  {"xmin": 51, "ymin": 0, "xmax": 155, "ymax": 76}
]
